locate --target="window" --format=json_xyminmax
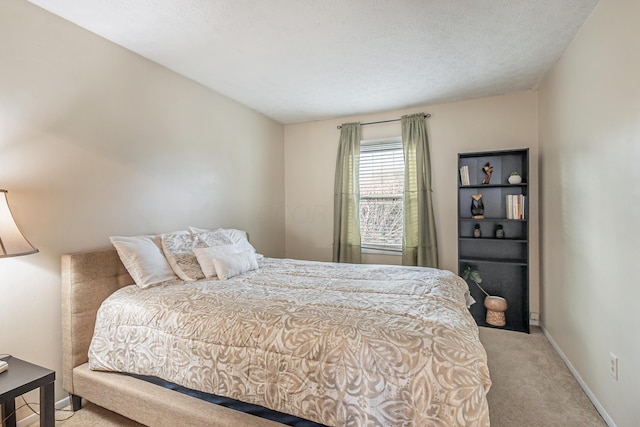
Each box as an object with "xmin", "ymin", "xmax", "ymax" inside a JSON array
[{"xmin": 359, "ymin": 137, "xmax": 404, "ymax": 251}]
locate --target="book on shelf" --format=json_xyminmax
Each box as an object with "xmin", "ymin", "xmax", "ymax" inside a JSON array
[
  {"xmin": 506, "ymin": 194, "xmax": 526, "ymax": 219},
  {"xmin": 459, "ymin": 165, "xmax": 470, "ymax": 186}
]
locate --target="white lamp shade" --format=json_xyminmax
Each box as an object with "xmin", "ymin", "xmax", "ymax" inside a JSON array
[{"xmin": 0, "ymin": 190, "xmax": 38, "ymax": 257}]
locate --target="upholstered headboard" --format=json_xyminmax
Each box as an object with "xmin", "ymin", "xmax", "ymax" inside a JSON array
[{"xmin": 60, "ymin": 248, "xmax": 133, "ymax": 393}]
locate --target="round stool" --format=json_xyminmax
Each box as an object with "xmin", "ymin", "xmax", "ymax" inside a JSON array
[{"xmin": 484, "ymin": 296, "xmax": 507, "ymax": 327}]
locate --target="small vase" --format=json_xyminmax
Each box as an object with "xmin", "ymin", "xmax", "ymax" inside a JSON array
[
  {"xmin": 508, "ymin": 174, "xmax": 522, "ymax": 184},
  {"xmin": 484, "ymin": 296, "xmax": 507, "ymax": 327}
]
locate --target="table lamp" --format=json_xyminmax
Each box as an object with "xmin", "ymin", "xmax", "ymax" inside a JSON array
[
  {"xmin": 0, "ymin": 189, "xmax": 38, "ymax": 373},
  {"xmin": 0, "ymin": 189, "xmax": 38, "ymax": 258}
]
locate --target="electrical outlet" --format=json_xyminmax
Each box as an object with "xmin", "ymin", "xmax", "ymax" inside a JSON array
[
  {"xmin": 609, "ymin": 353, "xmax": 618, "ymax": 380},
  {"xmin": 530, "ymin": 312, "xmax": 539, "ymax": 321}
]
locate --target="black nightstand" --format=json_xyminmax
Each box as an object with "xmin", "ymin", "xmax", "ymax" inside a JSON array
[{"xmin": 0, "ymin": 356, "xmax": 55, "ymax": 427}]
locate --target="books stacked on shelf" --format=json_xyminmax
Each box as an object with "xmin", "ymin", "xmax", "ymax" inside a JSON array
[
  {"xmin": 506, "ymin": 194, "xmax": 526, "ymax": 219},
  {"xmin": 459, "ymin": 165, "xmax": 470, "ymax": 186}
]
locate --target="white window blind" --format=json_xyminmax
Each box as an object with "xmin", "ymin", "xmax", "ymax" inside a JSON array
[{"xmin": 359, "ymin": 138, "xmax": 404, "ymax": 250}]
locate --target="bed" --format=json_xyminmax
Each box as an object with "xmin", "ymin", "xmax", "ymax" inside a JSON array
[{"xmin": 61, "ymin": 244, "xmax": 491, "ymax": 426}]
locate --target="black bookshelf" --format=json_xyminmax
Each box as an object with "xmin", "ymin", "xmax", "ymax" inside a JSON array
[{"xmin": 458, "ymin": 149, "xmax": 530, "ymax": 333}]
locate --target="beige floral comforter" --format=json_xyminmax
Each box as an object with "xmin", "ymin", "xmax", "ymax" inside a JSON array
[{"xmin": 89, "ymin": 258, "xmax": 491, "ymax": 426}]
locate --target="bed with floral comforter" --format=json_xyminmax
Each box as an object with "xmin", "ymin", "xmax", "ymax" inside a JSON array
[{"xmin": 88, "ymin": 257, "xmax": 491, "ymax": 426}]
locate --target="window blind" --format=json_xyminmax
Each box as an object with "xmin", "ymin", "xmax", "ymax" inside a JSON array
[{"xmin": 359, "ymin": 139, "xmax": 404, "ymax": 249}]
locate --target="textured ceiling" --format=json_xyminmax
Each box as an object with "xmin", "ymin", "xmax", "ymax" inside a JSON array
[{"xmin": 28, "ymin": 0, "xmax": 598, "ymax": 124}]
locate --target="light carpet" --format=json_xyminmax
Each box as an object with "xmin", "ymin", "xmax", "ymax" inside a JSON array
[
  {"xmin": 34, "ymin": 326, "xmax": 607, "ymax": 426},
  {"xmin": 480, "ymin": 326, "xmax": 606, "ymax": 427}
]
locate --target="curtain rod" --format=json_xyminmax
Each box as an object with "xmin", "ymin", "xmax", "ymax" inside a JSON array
[{"xmin": 336, "ymin": 113, "xmax": 431, "ymax": 129}]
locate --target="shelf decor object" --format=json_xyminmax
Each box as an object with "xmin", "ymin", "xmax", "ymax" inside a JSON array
[
  {"xmin": 508, "ymin": 172, "xmax": 522, "ymax": 184},
  {"xmin": 484, "ymin": 296, "xmax": 507, "ymax": 327},
  {"xmin": 470, "ymin": 194, "xmax": 484, "ymax": 218},
  {"xmin": 481, "ymin": 162, "xmax": 493, "ymax": 184},
  {"xmin": 461, "ymin": 265, "xmax": 507, "ymax": 327},
  {"xmin": 457, "ymin": 149, "xmax": 530, "ymax": 333}
]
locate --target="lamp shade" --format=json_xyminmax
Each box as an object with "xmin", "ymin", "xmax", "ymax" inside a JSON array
[{"xmin": 0, "ymin": 189, "xmax": 38, "ymax": 257}]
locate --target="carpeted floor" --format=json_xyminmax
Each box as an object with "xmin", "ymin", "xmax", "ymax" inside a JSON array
[
  {"xmin": 480, "ymin": 326, "xmax": 606, "ymax": 427},
  {"xmin": 33, "ymin": 326, "xmax": 606, "ymax": 426},
  {"xmin": 51, "ymin": 403, "xmax": 143, "ymax": 426}
]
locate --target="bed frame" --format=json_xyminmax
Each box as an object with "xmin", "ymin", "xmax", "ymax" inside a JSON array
[{"xmin": 61, "ymin": 248, "xmax": 284, "ymax": 427}]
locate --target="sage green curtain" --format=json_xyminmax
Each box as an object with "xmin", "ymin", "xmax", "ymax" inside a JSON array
[
  {"xmin": 333, "ymin": 122, "xmax": 362, "ymax": 263},
  {"xmin": 401, "ymin": 113, "xmax": 438, "ymax": 267}
]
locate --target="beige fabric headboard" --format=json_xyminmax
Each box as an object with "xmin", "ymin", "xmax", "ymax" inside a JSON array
[{"xmin": 61, "ymin": 248, "xmax": 133, "ymax": 393}]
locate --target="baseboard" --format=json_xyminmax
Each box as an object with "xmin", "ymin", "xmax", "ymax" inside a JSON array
[
  {"xmin": 541, "ymin": 324, "xmax": 617, "ymax": 427},
  {"xmin": 17, "ymin": 395, "xmax": 71, "ymax": 427}
]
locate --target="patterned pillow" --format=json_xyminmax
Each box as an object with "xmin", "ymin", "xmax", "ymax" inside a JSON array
[
  {"xmin": 162, "ymin": 229, "xmax": 234, "ymax": 281},
  {"xmin": 189, "ymin": 226, "xmax": 260, "ymax": 255},
  {"xmin": 161, "ymin": 231, "xmax": 207, "ymax": 281},
  {"xmin": 197, "ymin": 228, "xmax": 236, "ymax": 248}
]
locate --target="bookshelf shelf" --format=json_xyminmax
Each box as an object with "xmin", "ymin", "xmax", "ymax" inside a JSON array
[
  {"xmin": 459, "ymin": 218, "xmax": 527, "ymax": 222},
  {"xmin": 459, "ymin": 237, "xmax": 528, "ymax": 243},
  {"xmin": 458, "ymin": 149, "xmax": 530, "ymax": 333},
  {"xmin": 459, "ymin": 183, "xmax": 528, "ymax": 189},
  {"xmin": 459, "ymin": 256, "xmax": 528, "ymax": 266}
]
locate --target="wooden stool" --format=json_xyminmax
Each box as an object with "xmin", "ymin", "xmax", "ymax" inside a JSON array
[{"xmin": 484, "ymin": 296, "xmax": 507, "ymax": 327}]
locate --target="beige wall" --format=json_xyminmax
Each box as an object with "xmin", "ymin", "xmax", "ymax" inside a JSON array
[
  {"xmin": 10, "ymin": 0, "xmax": 634, "ymax": 422},
  {"xmin": 284, "ymin": 91, "xmax": 540, "ymax": 312},
  {"xmin": 538, "ymin": 0, "xmax": 640, "ymax": 425},
  {"xmin": 0, "ymin": 0, "xmax": 284, "ymax": 403}
]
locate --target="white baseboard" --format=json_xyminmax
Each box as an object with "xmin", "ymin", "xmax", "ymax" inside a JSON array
[
  {"xmin": 541, "ymin": 325, "xmax": 617, "ymax": 427},
  {"xmin": 17, "ymin": 395, "xmax": 71, "ymax": 427}
]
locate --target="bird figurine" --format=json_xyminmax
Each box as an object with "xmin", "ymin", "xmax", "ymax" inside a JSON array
[{"xmin": 482, "ymin": 162, "xmax": 493, "ymax": 185}]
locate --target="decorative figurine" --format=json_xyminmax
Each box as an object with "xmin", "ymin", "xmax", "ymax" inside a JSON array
[
  {"xmin": 495, "ymin": 224, "xmax": 505, "ymax": 239},
  {"xmin": 471, "ymin": 194, "xmax": 484, "ymax": 218},
  {"xmin": 473, "ymin": 224, "xmax": 482, "ymax": 238},
  {"xmin": 482, "ymin": 162, "xmax": 493, "ymax": 185}
]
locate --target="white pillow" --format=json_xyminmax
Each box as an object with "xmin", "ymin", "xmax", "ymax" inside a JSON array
[
  {"xmin": 224, "ymin": 229, "xmax": 258, "ymax": 254},
  {"xmin": 193, "ymin": 244, "xmax": 236, "ymax": 279},
  {"xmin": 110, "ymin": 235, "xmax": 177, "ymax": 289},
  {"xmin": 213, "ymin": 251, "xmax": 258, "ymax": 280}
]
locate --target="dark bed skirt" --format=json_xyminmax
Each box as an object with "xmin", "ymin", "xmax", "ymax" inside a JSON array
[{"xmin": 127, "ymin": 373, "xmax": 326, "ymax": 427}]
